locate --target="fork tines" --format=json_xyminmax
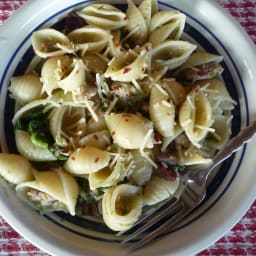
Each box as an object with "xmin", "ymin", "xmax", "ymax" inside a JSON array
[{"xmin": 121, "ymin": 195, "xmax": 179, "ymax": 244}]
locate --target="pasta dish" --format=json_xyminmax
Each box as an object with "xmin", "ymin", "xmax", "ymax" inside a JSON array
[{"xmin": 0, "ymin": 0, "xmax": 236, "ymax": 232}]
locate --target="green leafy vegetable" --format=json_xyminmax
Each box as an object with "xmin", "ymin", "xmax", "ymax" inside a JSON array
[{"xmin": 165, "ymin": 160, "xmax": 185, "ymax": 172}]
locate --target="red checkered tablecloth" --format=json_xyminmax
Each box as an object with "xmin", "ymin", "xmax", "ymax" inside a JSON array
[{"xmin": 0, "ymin": 0, "xmax": 255, "ymax": 255}]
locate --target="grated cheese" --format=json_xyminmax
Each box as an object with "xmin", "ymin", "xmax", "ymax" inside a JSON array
[
  {"xmin": 140, "ymin": 150, "xmax": 157, "ymax": 168},
  {"xmin": 109, "ymin": 153, "xmax": 119, "ymax": 169},
  {"xmin": 153, "ymin": 102, "xmax": 160, "ymax": 109},
  {"xmin": 139, "ymin": 129, "xmax": 157, "ymax": 168},
  {"xmin": 121, "ymin": 25, "xmax": 140, "ymax": 43},
  {"xmin": 105, "ymin": 96, "xmax": 118, "ymax": 115},
  {"xmin": 132, "ymin": 79, "xmax": 143, "ymax": 93},
  {"xmin": 195, "ymin": 124, "xmax": 215, "ymax": 132},
  {"xmin": 182, "ymin": 119, "xmax": 192, "ymax": 127},
  {"xmin": 187, "ymin": 95, "xmax": 195, "ymax": 109},
  {"xmin": 83, "ymin": 97, "xmax": 99, "ymax": 122},
  {"xmin": 154, "ymin": 83, "xmax": 168, "ymax": 96},
  {"xmin": 162, "ymin": 100, "xmax": 172, "ymax": 107}
]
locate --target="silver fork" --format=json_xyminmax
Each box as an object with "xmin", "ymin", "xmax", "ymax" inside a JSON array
[{"xmin": 123, "ymin": 119, "xmax": 256, "ymax": 253}]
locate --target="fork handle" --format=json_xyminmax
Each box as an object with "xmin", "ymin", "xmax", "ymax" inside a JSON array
[{"xmin": 209, "ymin": 119, "xmax": 256, "ymax": 174}]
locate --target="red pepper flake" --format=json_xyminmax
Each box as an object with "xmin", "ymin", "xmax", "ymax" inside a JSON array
[
  {"xmin": 112, "ymin": 84, "xmax": 121, "ymax": 90},
  {"xmin": 115, "ymin": 42, "xmax": 120, "ymax": 48},
  {"xmin": 76, "ymin": 69, "xmax": 80, "ymax": 74},
  {"xmin": 154, "ymin": 133, "xmax": 162, "ymax": 142},
  {"xmin": 94, "ymin": 157, "xmax": 100, "ymax": 163},
  {"xmin": 124, "ymin": 15, "xmax": 128, "ymax": 20},
  {"xmin": 93, "ymin": 134, "xmax": 99, "ymax": 140},
  {"xmin": 122, "ymin": 114, "xmax": 131, "ymax": 122},
  {"xmin": 71, "ymin": 156, "xmax": 76, "ymax": 160},
  {"xmin": 122, "ymin": 114, "xmax": 131, "ymax": 118},
  {"xmin": 123, "ymin": 67, "xmax": 131, "ymax": 74},
  {"xmin": 111, "ymin": 131, "xmax": 116, "ymax": 136},
  {"xmin": 194, "ymin": 85, "xmax": 200, "ymax": 93}
]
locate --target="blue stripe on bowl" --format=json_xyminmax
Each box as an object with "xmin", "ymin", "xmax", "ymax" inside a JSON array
[{"xmin": 0, "ymin": 0, "xmax": 249, "ymax": 243}]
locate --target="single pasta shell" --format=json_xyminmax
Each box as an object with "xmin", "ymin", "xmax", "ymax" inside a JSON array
[
  {"xmin": 64, "ymin": 146, "xmax": 110, "ymax": 175},
  {"xmin": 197, "ymin": 79, "xmax": 236, "ymax": 112},
  {"xmin": 161, "ymin": 79, "xmax": 186, "ymax": 106},
  {"xmin": 149, "ymin": 86, "xmax": 175, "ymax": 137},
  {"xmin": 206, "ymin": 115, "xmax": 232, "ymax": 150},
  {"xmin": 68, "ymin": 25, "xmax": 111, "ymax": 53},
  {"xmin": 15, "ymin": 130, "xmax": 57, "ymax": 161},
  {"xmin": 179, "ymin": 91, "xmax": 213, "ymax": 147},
  {"xmin": 41, "ymin": 55, "xmax": 73, "ymax": 95},
  {"xmin": 31, "ymin": 169, "xmax": 65, "ymax": 202},
  {"xmin": 149, "ymin": 11, "xmax": 186, "ymax": 46},
  {"xmin": 105, "ymin": 50, "xmax": 148, "ymax": 82},
  {"xmin": 79, "ymin": 129, "xmax": 111, "ymax": 149},
  {"xmin": 102, "ymin": 184, "xmax": 143, "ymax": 231},
  {"xmin": 49, "ymin": 106, "xmax": 68, "ymax": 147},
  {"xmin": 49, "ymin": 105, "xmax": 86, "ymax": 147},
  {"xmin": 9, "ymin": 74, "xmax": 43, "ymax": 105},
  {"xmin": 0, "ymin": 153, "xmax": 33, "ymax": 184},
  {"xmin": 143, "ymin": 175, "xmax": 180, "ymax": 205},
  {"xmin": 138, "ymin": 0, "xmax": 154, "ymax": 29},
  {"xmin": 16, "ymin": 168, "xmax": 79, "ymax": 215},
  {"xmin": 176, "ymin": 145, "xmax": 212, "ymax": 166},
  {"xmin": 129, "ymin": 150, "xmax": 153, "ymax": 186},
  {"xmin": 89, "ymin": 158, "xmax": 125, "ymax": 190},
  {"xmin": 31, "ymin": 28, "xmax": 74, "ymax": 58},
  {"xmin": 57, "ymin": 58, "xmax": 86, "ymax": 93},
  {"xmin": 150, "ymin": 10, "xmax": 185, "ymax": 33},
  {"xmin": 105, "ymin": 113, "xmax": 153, "ymax": 149},
  {"xmin": 150, "ymin": 40, "xmax": 197, "ymax": 70},
  {"xmin": 77, "ymin": 4, "xmax": 128, "ymax": 30},
  {"xmin": 125, "ymin": 0, "xmax": 148, "ymax": 44},
  {"xmin": 56, "ymin": 168, "xmax": 79, "ymax": 215},
  {"xmin": 177, "ymin": 52, "xmax": 223, "ymax": 71}
]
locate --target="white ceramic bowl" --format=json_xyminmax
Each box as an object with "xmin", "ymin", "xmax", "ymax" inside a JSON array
[{"xmin": 0, "ymin": 0, "xmax": 256, "ymax": 255}]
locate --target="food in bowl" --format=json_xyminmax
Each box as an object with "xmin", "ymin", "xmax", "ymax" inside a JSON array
[{"xmin": 0, "ymin": 0, "xmax": 236, "ymax": 232}]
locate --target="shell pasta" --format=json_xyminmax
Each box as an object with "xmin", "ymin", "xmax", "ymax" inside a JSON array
[{"xmin": 4, "ymin": 0, "xmax": 236, "ymax": 231}]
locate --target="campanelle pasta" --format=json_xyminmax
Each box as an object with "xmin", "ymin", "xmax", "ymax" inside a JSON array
[{"xmin": 4, "ymin": 0, "xmax": 236, "ymax": 232}]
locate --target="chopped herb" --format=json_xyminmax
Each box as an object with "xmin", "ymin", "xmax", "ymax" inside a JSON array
[{"xmin": 165, "ymin": 160, "xmax": 185, "ymax": 172}]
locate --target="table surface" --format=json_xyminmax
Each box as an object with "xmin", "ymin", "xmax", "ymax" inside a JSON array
[{"xmin": 0, "ymin": 0, "xmax": 255, "ymax": 255}]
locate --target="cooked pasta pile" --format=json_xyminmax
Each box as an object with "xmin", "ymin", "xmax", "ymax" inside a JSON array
[{"xmin": 0, "ymin": 0, "xmax": 236, "ymax": 232}]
